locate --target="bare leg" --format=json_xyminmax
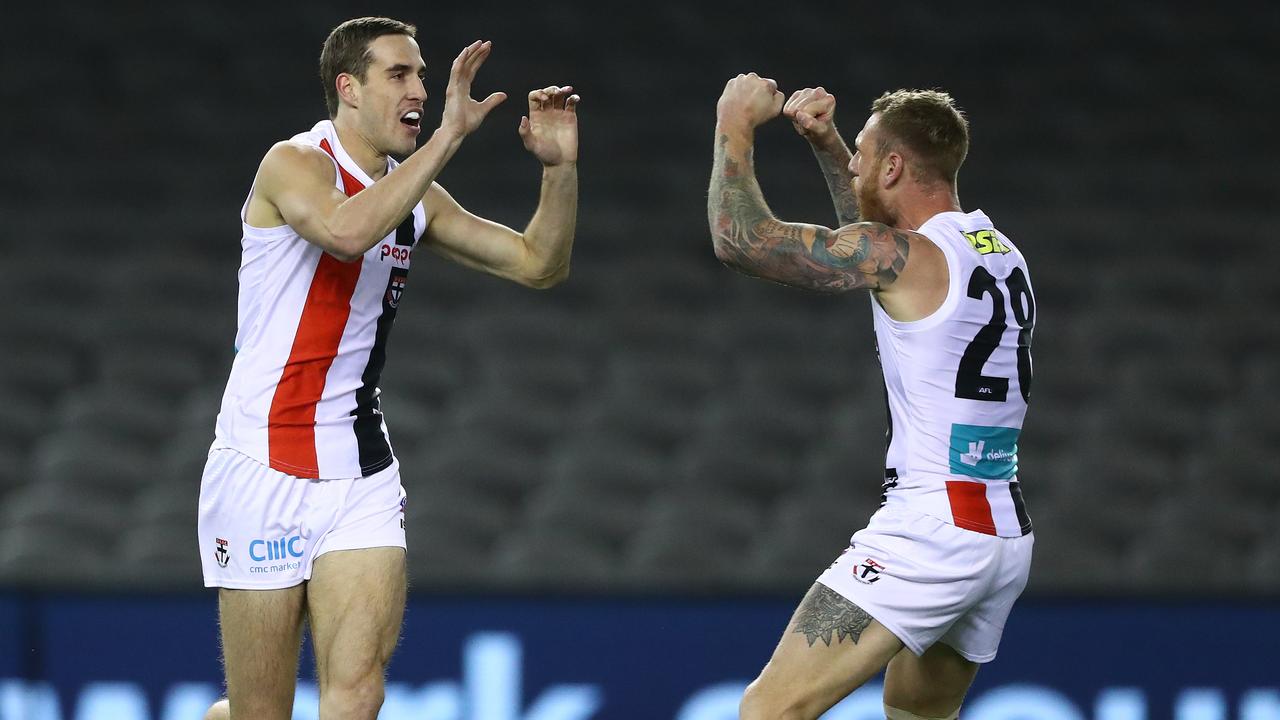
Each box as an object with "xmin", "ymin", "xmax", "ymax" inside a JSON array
[
  {"xmin": 217, "ymin": 586, "xmax": 307, "ymax": 720},
  {"xmin": 307, "ymin": 547, "xmax": 407, "ymax": 720},
  {"xmin": 740, "ymin": 583, "xmax": 904, "ymax": 720},
  {"xmin": 883, "ymin": 641, "xmax": 978, "ymax": 718}
]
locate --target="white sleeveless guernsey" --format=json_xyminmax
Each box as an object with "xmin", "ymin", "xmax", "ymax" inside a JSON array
[
  {"xmin": 873, "ymin": 210, "xmax": 1035, "ymax": 537},
  {"xmin": 212, "ymin": 120, "xmax": 426, "ymax": 480}
]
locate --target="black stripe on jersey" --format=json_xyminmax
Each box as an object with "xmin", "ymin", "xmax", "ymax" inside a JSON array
[
  {"xmin": 394, "ymin": 215, "xmax": 415, "ymax": 246},
  {"xmin": 875, "ymin": 338, "xmax": 895, "ymax": 483},
  {"xmin": 1009, "ymin": 480, "xmax": 1033, "ymax": 535},
  {"xmin": 880, "ymin": 468, "xmax": 899, "ymax": 507},
  {"xmin": 351, "ymin": 217, "xmax": 415, "ymax": 475}
]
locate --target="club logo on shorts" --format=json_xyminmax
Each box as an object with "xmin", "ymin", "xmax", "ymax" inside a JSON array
[
  {"xmin": 853, "ymin": 557, "xmax": 884, "ymax": 584},
  {"xmin": 214, "ymin": 538, "xmax": 230, "ymax": 569},
  {"xmin": 400, "ymin": 497, "xmax": 407, "ymax": 529}
]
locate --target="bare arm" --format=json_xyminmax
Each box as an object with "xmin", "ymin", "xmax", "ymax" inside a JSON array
[
  {"xmin": 783, "ymin": 87, "xmax": 858, "ymax": 226},
  {"xmin": 708, "ymin": 124, "xmax": 909, "ymax": 294},
  {"xmin": 811, "ymin": 137, "xmax": 858, "ymax": 226},
  {"xmin": 257, "ymin": 130, "xmax": 462, "ymax": 262},
  {"xmin": 250, "ymin": 41, "xmax": 506, "ymax": 262},
  {"xmin": 424, "ymin": 86, "xmax": 579, "ymax": 289}
]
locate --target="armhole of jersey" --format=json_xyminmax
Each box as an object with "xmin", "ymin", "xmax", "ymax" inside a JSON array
[
  {"xmin": 242, "ymin": 143, "xmax": 339, "ymax": 239},
  {"xmin": 239, "ymin": 183, "xmax": 255, "ymax": 224},
  {"xmin": 871, "ymin": 228, "xmax": 963, "ymax": 333}
]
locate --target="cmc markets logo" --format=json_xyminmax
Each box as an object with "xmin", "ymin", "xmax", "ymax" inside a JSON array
[{"xmin": 250, "ymin": 535, "xmax": 304, "ymax": 562}]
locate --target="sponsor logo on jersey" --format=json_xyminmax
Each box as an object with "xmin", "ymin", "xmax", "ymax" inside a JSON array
[
  {"xmin": 963, "ymin": 229, "xmax": 1011, "ymax": 255},
  {"xmin": 852, "ymin": 557, "xmax": 885, "ymax": 584},
  {"xmin": 380, "ymin": 244, "xmax": 413, "ymax": 264},
  {"xmin": 214, "ymin": 538, "xmax": 230, "ymax": 569},
  {"xmin": 949, "ymin": 423, "xmax": 1020, "ymax": 479}
]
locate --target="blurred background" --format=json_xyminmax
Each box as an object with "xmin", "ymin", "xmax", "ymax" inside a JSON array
[{"xmin": 1, "ymin": 1, "xmax": 1277, "ymax": 718}]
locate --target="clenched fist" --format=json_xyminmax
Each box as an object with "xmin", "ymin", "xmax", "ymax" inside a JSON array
[
  {"xmin": 716, "ymin": 73, "xmax": 785, "ymax": 129},
  {"xmin": 783, "ymin": 87, "xmax": 838, "ymax": 146}
]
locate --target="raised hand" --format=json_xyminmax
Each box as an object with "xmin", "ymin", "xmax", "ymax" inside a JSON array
[
  {"xmin": 783, "ymin": 87, "xmax": 838, "ymax": 145},
  {"xmin": 519, "ymin": 85, "xmax": 579, "ymax": 167},
  {"xmin": 440, "ymin": 40, "xmax": 508, "ymax": 138},
  {"xmin": 716, "ymin": 73, "xmax": 785, "ymax": 130}
]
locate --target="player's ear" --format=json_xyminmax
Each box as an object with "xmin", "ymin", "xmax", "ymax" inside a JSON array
[
  {"xmin": 882, "ymin": 151, "xmax": 904, "ymax": 188},
  {"xmin": 336, "ymin": 72, "xmax": 360, "ymax": 110}
]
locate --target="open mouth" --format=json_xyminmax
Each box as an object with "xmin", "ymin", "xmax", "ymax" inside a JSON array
[{"xmin": 400, "ymin": 111, "xmax": 421, "ymax": 129}]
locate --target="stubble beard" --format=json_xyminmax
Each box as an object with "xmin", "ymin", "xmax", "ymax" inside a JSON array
[{"xmin": 855, "ymin": 180, "xmax": 895, "ymax": 227}]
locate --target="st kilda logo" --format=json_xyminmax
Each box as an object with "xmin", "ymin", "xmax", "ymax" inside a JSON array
[
  {"xmin": 214, "ymin": 538, "xmax": 230, "ymax": 569},
  {"xmin": 384, "ymin": 268, "xmax": 408, "ymax": 309},
  {"xmin": 853, "ymin": 557, "xmax": 885, "ymax": 584}
]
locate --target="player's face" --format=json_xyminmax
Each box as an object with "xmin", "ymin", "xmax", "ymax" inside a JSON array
[
  {"xmin": 849, "ymin": 113, "xmax": 894, "ymax": 225},
  {"xmin": 357, "ymin": 34, "xmax": 428, "ymax": 157}
]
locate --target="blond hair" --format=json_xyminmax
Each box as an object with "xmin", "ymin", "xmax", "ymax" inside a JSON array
[{"xmin": 871, "ymin": 89, "xmax": 969, "ymax": 186}]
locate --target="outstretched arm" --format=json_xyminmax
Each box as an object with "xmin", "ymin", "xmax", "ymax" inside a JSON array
[
  {"xmin": 783, "ymin": 87, "xmax": 858, "ymax": 226},
  {"xmin": 425, "ymin": 86, "xmax": 579, "ymax": 288},
  {"xmin": 708, "ymin": 74, "xmax": 910, "ymax": 294},
  {"xmin": 255, "ymin": 41, "xmax": 506, "ymax": 262}
]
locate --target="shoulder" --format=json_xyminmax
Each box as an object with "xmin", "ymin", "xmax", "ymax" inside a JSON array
[{"xmin": 258, "ymin": 140, "xmax": 337, "ymax": 181}]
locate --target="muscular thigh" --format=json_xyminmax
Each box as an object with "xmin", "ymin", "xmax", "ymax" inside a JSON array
[
  {"xmin": 306, "ymin": 547, "xmax": 407, "ymax": 687},
  {"xmin": 750, "ymin": 583, "xmax": 904, "ymax": 717},
  {"xmin": 219, "ymin": 586, "xmax": 307, "ymax": 720},
  {"xmin": 883, "ymin": 641, "xmax": 979, "ymax": 717}
]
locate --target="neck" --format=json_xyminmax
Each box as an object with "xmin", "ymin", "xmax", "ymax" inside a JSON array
[
  {"xmin": 893, "ymin": 184, "xmax": 963, "ymax": 231},
  {"xmin": 332, "ymin": 115, "xmax": 389, "ymax": 181}
]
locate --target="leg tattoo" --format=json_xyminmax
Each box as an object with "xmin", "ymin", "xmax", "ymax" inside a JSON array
[{"xmin": 791, "ymin": 584, "xmax": 874, "ymax": 648}]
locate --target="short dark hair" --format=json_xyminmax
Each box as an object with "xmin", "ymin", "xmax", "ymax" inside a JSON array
[
  {"xmin": 319, "ymin": 17, "xmax": 417, "ymax": 118},
  {"xmin": 871, "ymin": 89, "xmax": 969, "ymax": 186}
]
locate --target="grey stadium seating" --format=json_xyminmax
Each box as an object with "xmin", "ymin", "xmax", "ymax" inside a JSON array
[{"xmin": 0, "ymin": 1, "xmax": 1276, "ymax": 597}]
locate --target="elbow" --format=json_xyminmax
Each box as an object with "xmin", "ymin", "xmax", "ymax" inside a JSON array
[
  {"xmin": 325, "ymin": 230, "xmax": 371, "ymax": 264},
  {"xmin": 327, "ymin": 249, "xmax": 363, "ymax": 264},
  {"xmin": 711, "ymin": 236, "xmax": 740, "ymax": 268},
  {"xmin": 522, "ymin": 262, "xmax": 570, "ymax": 290}
]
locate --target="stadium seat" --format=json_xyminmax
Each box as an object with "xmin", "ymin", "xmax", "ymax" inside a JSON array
[
  {"xmin": 2, "ymin": 1, "xmax": 1275, "ymax": 598},
  {"xmin": 490, "ymin": 525, "xmax": 618, "ymax": 589}
]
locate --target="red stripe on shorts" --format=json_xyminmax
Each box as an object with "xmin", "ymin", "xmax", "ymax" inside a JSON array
[
  {"xmin": 945, "ymin": 480, "xmax": 998, "ymax": 535},
  {"xmin": 265, "ymin": 138, "xmax": 366, "ymax": 477}
]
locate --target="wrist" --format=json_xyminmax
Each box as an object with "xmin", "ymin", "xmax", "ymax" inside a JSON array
[
  {"xmin": 541, "ymin": 161, "xmax": 577, "ymax": 178},
  {"xmin": 715, "ymin": 118, "xmax": 755, "ymax": 141},
  {"xmin": 808, "ymin": 127, "xmax": 843, "ymax": 154},
  {"xmin": 433, "ymin": 123, "xmax": 466, "ymax": 146}
]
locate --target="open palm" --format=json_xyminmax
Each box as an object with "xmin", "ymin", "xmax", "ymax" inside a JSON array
[
  {"xmin": 520, "ymin": 85, "xmax": 579, "ymax": 166},
  {"xmin": 441, "ymin": 40, "xmax": 507, "ymax": 138}
]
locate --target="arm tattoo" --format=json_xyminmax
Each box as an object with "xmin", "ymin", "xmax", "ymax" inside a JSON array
[
  {"xmin": 812, "ymin": 142, "xmax": 859, "ymax": 226},
  {"xmin": 791, "ymin": 583, "xmax": 874, "ymax": 648},
  {"xmin": 708, "ymin": 132, "xmax": 910, "ymax": 293}
]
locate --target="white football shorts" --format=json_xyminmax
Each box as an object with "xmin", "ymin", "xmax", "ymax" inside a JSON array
[
  {"xmin": 815, "ymin": 505, "xmax": 1033, "ymax": 663},
  {"xmin": 197, "ymin": 448, "xmax": 406, "ymax": 590}
]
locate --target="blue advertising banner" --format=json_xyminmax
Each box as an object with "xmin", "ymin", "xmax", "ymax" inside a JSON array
[{"xmin": 0, "ymin": 593, "xmax": 1277, "ymax": 719}]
